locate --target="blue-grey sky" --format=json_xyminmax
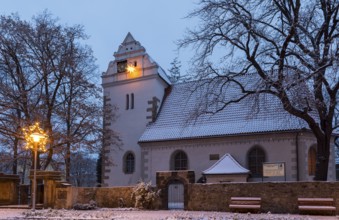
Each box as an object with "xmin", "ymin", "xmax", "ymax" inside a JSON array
[{"xmin": 0, "ymin": 0, "xmax": 198, "ymax": 77}]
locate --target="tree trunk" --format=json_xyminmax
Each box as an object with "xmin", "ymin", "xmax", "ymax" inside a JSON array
[
  {"xmin": 314, "ymin": 136, "xmax": 330, "ymax": 181},
  {"xmin": 65, "ymin": 143, "xmax": 71, "ymax": 182},
  {"xmin": 12, "ymin": 138, "xmax": 18, "ymax": 174},
  {"xmin": 42, "ymin": 123, "xmax": 54, "ymax": 170}
]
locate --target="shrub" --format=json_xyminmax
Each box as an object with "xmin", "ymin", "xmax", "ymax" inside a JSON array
[
  {"xmin": 131, "ymin": 181, "xmax": 160, "ymax": 209},
  {"xmin": 73, "ymin": 200, "xmax": 97, "ymax": 210}
]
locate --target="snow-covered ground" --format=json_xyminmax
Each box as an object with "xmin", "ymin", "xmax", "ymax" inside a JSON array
[{"xmin": 0, "ymin": 208, "xmax": 337, "ymax": 220}]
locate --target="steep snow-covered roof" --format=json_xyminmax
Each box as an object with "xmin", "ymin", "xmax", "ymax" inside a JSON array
[
  {"xmin": 203, "ymin": 153, "xmax": 250, "ymax": 175},
  {"xmin": 157, "ymin": 66, "xmax": 171, "ymax": 85},
  {"xmin": 139, "ymin": 79, "xmax": 309, "ymax": 142},
  {"xmin": 147, "ymin": 55, "xmax": 171, "ymax": 85}
]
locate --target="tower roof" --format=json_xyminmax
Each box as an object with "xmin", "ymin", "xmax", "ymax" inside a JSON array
[
  {"xmin": 114, "ymin": 32, "xmax": 146, "ymax": 60},
  {"xmin": 122, "ymin": 32, "xmax": 136, "ymax": 44}
]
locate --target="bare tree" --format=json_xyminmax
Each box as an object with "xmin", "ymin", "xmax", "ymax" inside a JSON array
[
  {"xmin": 53, "ymin": 28, "xmax": 103, "ymax": 181},
  {"xmin": 179, "ymin": 0, "xmax": 339, "ymax": 180},
  {"xmin": 69, "ymin": 153, "xmax": 97, "ymax": 187},
  {"xmin": 0, "ymin": 12, "xmax": 118, "ymax": 179},
  {"xmin": 0, "ymin": 14, "xmax": 39, "ymax": 173}
]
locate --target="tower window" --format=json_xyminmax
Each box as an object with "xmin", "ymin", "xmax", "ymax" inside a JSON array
[
  {"xmin": 126, "ymin": 94, "xmax": 129, "ymax": 110},
  {"xmin": 126, "ymin": 93, "xmax": 134, "ymax": 110},
  {"xmin": 131, "ymin": 93, "xmax": 134, "ymax": 109}
]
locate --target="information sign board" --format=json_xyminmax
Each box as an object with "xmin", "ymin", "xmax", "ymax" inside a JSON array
[{"xmin": 263, "ymin": 162, "xmax": 285, "ymax": 177}]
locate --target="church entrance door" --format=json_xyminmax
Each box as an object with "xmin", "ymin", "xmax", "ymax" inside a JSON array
[{"xmin": 167, "ymin": 180, "xmax": 184, "ymax": 210}]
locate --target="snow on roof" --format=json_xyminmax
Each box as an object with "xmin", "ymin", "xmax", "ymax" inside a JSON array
[
  {"xmin": 139, "ymin": 79, "xmax": 308, "ymax": 143},
  {"xmin": 147, "ymin": 55, "xmax": 171, "ymax": 85},
  {"xmin": 203, "ymin": 153, "xmax": 249, "ymax": 175},
  {"xmin": 157, "ymin": 66, "xmax": 171, "ymax": 85}
]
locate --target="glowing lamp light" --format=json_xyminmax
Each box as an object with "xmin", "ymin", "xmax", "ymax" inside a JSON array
[
  {"xmin": 30, "ymin": 132, "xmax": 45, "ymax": 143},
  {"xmin": 23, "ymin": 122, "xmax": 48, "ymax": 152},
  {"xmin": 126, "ymin": 65, "xmax": 136, "ymax": 73}
]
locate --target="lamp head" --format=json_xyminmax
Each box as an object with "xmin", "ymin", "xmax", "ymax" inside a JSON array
[
  {"xmin": 30, "ymin": 132, "xmax": 45, "ymax": 143},
  {"xmin": 23, "ymin": 122, "xmax": 48, "ymax": 152}
]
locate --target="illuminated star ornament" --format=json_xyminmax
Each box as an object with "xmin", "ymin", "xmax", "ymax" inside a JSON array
[
  {"xmin": 126, "ymin": 64, "xmax": 136, "ymax": 73},
  {"xmin": 23, "ymin": 122, "xmax": 48, "ymax": 152}
]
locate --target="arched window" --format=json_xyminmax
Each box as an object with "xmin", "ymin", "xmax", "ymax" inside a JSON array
[
  {"xmin": 308, "ymin": 146, "xmax": 316, "ymax": 176},
  {"xmin": 248, "ymin": 146, "xmax": 265, "ymax": 177},
  {"xmin": 124, "ymin": 152, "xmax": 135, "ymax": 174},
  {"xmin": 171, "ymin": 150, "xmax": 188, "ymax": 170}
]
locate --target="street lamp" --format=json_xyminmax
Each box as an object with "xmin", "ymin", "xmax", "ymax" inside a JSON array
[{"xmin": 23, "ymin": 122, "xmax": 47, "ymax": 211}]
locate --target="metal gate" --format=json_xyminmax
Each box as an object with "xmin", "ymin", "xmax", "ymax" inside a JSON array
[{"xmin": 168, "ymin": 181, "xmax": 184, "ymax": 210}]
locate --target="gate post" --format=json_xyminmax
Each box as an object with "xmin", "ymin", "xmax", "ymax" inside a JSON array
[
  {"xmin": 156, "ymin": 171, "xmax": 195, "ymax": 210},
  {"xmin": 29, "ymin": 170, "xmax": 62, "ymax": 208},
  {"xmin": 0, "ymin": 173, "xmax": 20, "ymax": 205}
]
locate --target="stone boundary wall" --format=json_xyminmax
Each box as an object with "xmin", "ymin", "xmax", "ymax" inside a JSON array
[
  {"xmin": 55, "ymin": 185, "xmax": 135, "ymax": 209},
  {"xmin": 54, "ymin": 181, "xmax": 339, "ymax": 214},
  {"xmin": 187, "ymin": 181, "xmax": 339, "ymax": 214},
  {"xmin": 72, "ymin": 187, "xmax": 134, "ymax": 208},
  {"xmin": 0, "ymin": 173, "xmax": 20, "ymax": 205}
]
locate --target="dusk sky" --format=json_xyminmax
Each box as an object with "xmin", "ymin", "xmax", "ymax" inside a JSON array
[{"xmin": 0, "ymin": 0, "xmax": 198, "ymax": 79}]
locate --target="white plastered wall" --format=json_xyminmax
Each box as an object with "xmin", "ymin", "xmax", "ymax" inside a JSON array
[{"xmin": 140, "ymin": 132, "xmax": 336, "ymax": 184}]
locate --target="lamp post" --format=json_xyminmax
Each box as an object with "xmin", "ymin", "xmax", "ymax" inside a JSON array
[{"xmin": 23, "ymin": 123, "xmax": 47, "ymax": 211}]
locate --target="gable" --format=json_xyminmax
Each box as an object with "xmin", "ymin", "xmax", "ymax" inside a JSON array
[{"xmin": 114, "ymin": 32, "xmax": 146, "ymax": 60}]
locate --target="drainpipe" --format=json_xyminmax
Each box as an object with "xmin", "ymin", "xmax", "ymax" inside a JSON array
[{"xmin": 295, "ymin": 132, "xmax": 300, "ymax": 181}]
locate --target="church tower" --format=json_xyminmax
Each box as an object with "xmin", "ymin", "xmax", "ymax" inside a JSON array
[{"xmin": 101, "ymin": 33, "xmax": 170, "ymax": 186}]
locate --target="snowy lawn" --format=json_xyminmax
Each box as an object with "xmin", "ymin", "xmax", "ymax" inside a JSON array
[{"xmin": 0, "ymin": 208, "xmax": 337, "ymax": 220}]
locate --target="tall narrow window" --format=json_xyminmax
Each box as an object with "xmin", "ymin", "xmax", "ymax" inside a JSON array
[
  {"xmin": 248, "ymin": 146, "xmax": 265, "ymax": 177},
  {"xmin": 124, "ymin": 152, "xmax": 135, "ymax": 174},
  {"xmin": 308, "ymin": 147, "xmax": 316, "ymax": 176},
  {"xmin": 126, "ymin": 94, "xmax": 129, "ymax": 110},
  {"xmin": 171, "ymin": 150, "xmax": 188, "ymax": 170},
  {"xmin": 131, "ymin": 93, "xmax": 134, "ymax": 109}
]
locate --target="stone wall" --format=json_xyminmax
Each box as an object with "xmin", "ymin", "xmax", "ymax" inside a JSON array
[
  {"xmin": 55, "ymin": 186, "xmax": 134, "ymax": 209},
  {"xmin": 0, "ymin": 173, "xmax": 20, "ymax": 205},
  {"xmin": 71, "ymin": 186, "xmax": 134, "ymax": 208},
  {"xmin": 54, "ymin": 182, "xmax": 73, "ymax": 209},
  {"xmin": 54, "ymin": 179, "xmax": 339, "ymax": 214},
  {"xmin": 187, "ymin": 181, "xmax": 339, "ymax": 214}
]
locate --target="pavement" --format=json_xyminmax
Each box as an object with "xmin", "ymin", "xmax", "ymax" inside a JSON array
[{"xmin": 0, "ymin": 208, "xmax": 338, "ymax": 220}]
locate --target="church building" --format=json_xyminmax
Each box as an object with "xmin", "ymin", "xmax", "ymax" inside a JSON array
[{"xmin": 101, "ymin": 33, "xmax": 336, "ymax": 186}]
